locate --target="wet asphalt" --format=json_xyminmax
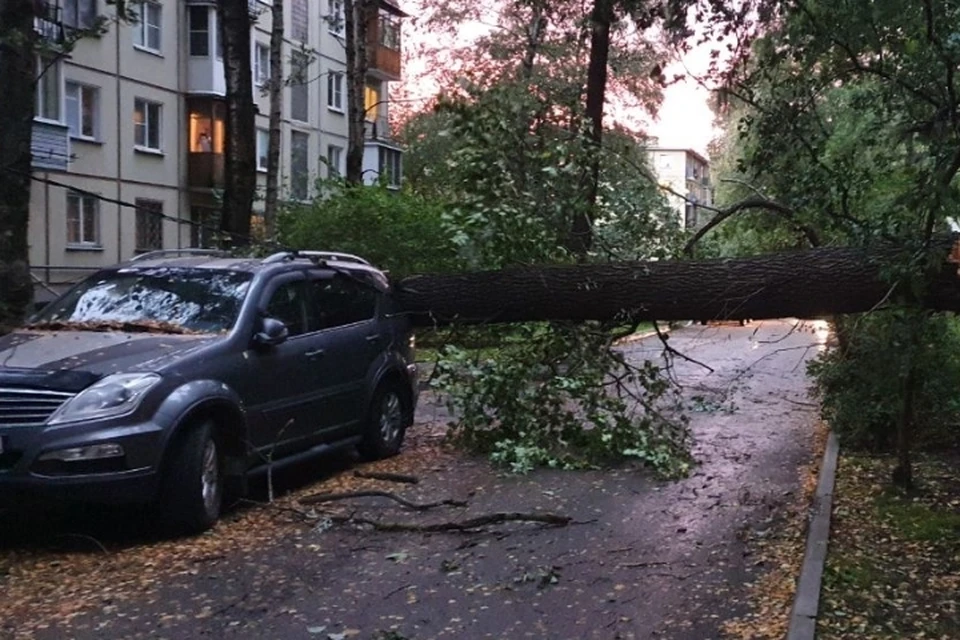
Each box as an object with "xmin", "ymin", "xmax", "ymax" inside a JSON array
[{"xmin": 9, "ymin": 320, "xmax": 826, "ymax": 640}]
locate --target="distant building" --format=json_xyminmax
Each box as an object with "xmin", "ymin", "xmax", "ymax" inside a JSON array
[
  {"xmin": 647, "ymin": 147, "xmax": 712, "ymax": 230},
  {"xmin": 28, "ymin": 0, "xmax": 406, "ymax": 299}
]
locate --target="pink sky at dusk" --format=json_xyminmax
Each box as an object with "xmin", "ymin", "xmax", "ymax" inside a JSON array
[{"xmin": 399, "ymin": 6, "xmax": 719, "ymax": 158}]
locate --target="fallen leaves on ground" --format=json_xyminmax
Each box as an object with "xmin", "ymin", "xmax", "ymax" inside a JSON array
[
  {"xmin": 721, "ymin": 418, "xmax": 830, "ymax": 639},
  {"xmin": 816, "ymin": 453, "xmax": 960, "ymax": 640},
  {"xmin": 0, "ymin": 422, "xmax": 459, "ymax": 639}
]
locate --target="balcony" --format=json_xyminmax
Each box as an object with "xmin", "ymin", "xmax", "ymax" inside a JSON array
[
  {"xmin": 34, "ymin": 2, "xmax": 65, "ymax": 43},
  {"xmin": 31, "ymin": 120, "xmax": 70, "ymax": 171},
  {"xmin": 188, "ymin": 152, "xmax": 225, "ymax": 189},
  {"xmin": 363, "ymin": 116, "xmax": 392, "ymax": 141},
  {"xmin": 366, "ymin": 8, "xmax": 404, "ymax": 81}
]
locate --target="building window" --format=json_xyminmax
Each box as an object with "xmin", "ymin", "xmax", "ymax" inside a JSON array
[
  {"xmin": 65, "ymin": 82, "xmax": 98, "ymax": 139},
  {"xmin": 684, "ymin": 202, "xmax": 698, "ymax": 229},
  {"xmin": 62, "ymin": 0, "xmax": 98, "ymax": 29},
  {"xmin": 188, "ymin": 6, "xmax": 209, "ymax": 56},
  {"xmin": 134, "ymin": 98, "xmax": 162, "ymax": 151},
  {"xmin": 327, "ymin": 72, "xmax": 344, "ymax": 112},
  {"xmin": 291, "ymin": 0, "xmax": 308, "ymax": 42},
  {"xmin": 327, "ymin": 0, "xmax": 344, "ymax": 35},
  {"xmin": 290, "ymin": 130, "xmax": 309, "ymax": 200},
  {"xmin": 135, "ymin": 199, "xmax": 164, "ymax": 252},
  {"xmin": 257, "ymin": 128, "xmax": 269, "ymax": 171},
  {"xmin": 191, "ymin": 207, "xmax": 219, "ymax": 248},
  {"xmin": 290, "ymin": 51, "xmax": 309, "ymax": 122},
  {"xmin": 254, "ymin": 42, "xmax": 270, "ymax": 87},
  {"xmin": 364, "ymin": 80, "xmax": 381, "ymax": 120},
  {"xmin": 326, "ymin": 144, "xmax": 342, "ymax": 178},
  {"xmin": 66, "ymin": 191, "xmax": 100, "ymax": 247},
  {"xmin": 379, "ymin": 15, "xmax": 401, "ymax": 50},
  {"xmin": 35, "ymin": 55, "xmax": 61, "ymax": 122},
  {"xmin": 134, "ymin": 1, "xmax": 162, "ymax": 53},
  {"xmin": 188, "ymin": 100, "xmax": 225, "ymax": 154},
  {"xmin": 379, "ymin": 148, "xmax": 401, "ymax": 188}
]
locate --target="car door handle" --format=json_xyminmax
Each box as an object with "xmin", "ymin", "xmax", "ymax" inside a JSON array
[
  {"xmin": 365, "ymin": 334, "xmax": 382, "ymax": 343},
  {"xmin": 305, "ymin": 348, "xmax": 326, "ymax": 358}
]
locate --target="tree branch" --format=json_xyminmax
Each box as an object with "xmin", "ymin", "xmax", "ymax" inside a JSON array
[
  {"xmin": 300, "ymin": 490, "xmax": 468, "ymax": 510},
  {"xmin": 329, "ymin": 511, "xmax": 572, "ymax": 532}
]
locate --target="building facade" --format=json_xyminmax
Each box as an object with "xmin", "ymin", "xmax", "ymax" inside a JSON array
[
  {"xmin": 647, "ymin": 147, "xmax": 712, "ymax": 230},
  {"xmin": 28, "ymin": 0, "xmax": 404, "ymax": 299}
]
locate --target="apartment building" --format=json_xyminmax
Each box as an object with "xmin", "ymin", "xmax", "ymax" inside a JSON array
[
  {"xmin": 647, "ymin": 147, "xmax": 713, "ymax": 230},
  {"xmin": 28, "ymin": 0, "xmax": 405, "ymax": 299}
]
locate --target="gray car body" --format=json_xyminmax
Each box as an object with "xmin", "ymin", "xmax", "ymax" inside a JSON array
[{"xmin": 0, "ymin": 254, "xmax": 418, "ymax": 505}]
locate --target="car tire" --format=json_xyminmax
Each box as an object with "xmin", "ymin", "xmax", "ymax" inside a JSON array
[
  {"xmin": 158, "ymin": 421, "xmax": 223, "ymax": 535},
  {"xmin": 358, "ymin": 383, "xmax": 409, "ymax": 461}
]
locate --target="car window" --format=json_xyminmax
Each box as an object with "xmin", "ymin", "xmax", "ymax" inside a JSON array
[
  {"xmin": 308, "ymin": 275, "xmax": 377, "ymax": 331},
  {"xmin": 265, "ymin": 280, "xmax": 309, "ymax": 337}
]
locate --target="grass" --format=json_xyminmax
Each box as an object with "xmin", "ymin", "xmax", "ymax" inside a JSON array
[{"xmin": 817, "ymin": 454, "xmax": 960, "ymax": 640}]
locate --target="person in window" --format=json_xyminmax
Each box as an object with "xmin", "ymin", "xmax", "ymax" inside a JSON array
[{"xmin": 198, "ymin": 131, "xmax": 212, "ymax": 152}]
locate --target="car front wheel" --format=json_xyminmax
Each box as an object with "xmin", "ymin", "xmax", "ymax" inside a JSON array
[
  {"xmin": 158, "ymin": 421, "xmax": 223, "ymax": 534},
  {"xmin": 358, "ymin": 383, "xmax": 409, "ymax": 460}
]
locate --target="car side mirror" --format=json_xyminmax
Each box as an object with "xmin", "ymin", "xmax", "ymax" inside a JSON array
[{"xmin": 253, "ymin": 317, "xmax": 289, "ymax": 348}]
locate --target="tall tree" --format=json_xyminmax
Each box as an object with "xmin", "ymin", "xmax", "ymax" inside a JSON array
[
  {"xmin": 218, "ymin": 0, "xmax": 257, "ymax": 246},
  {"xmin": 344, "ymin": 0, "xmax": 378, "ymax": 184},
  {"xmin": 0, "ymin": 0, "xmax": 39, "ymax": 327},
  {"xmin": 262, "ymin": 0, "xmax": 284, "ymax": 237}
]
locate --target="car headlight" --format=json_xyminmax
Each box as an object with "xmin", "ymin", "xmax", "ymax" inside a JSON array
[{"xmin": 47, "ymin": 373, "xmax": 161, "ymax": 425}]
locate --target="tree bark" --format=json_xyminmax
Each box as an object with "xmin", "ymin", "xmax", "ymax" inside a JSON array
[
  {"xmin": 345, "ymin": 0, "xmax": 376, "ymax": 185},
  {"xmin": 218, "ymin": 0, "xmax": 256, "ymax": 247},
  {"xmin": 568, "ymin": 0, "xmax": 614, "ymax": 257},
  {"xmin": 0, "ymin": 0, "xmax": 39, "ymax": 326},
  {"xmin": 263, "ymin": 0, "xmax": 284, "ymax": 236},
  {"xmin": 395, "ymin": 238, "xmax": 960, "ymax": 326}
]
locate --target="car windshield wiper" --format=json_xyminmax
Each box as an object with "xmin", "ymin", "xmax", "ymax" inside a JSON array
[{"xmin": 25, "ymin": 319, "xmax": 198, "ymax": 335}]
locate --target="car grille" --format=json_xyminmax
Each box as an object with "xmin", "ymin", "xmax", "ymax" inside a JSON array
[{"xmin": 0, "ymin": 388, "xmax": 74, "ymax": 427}]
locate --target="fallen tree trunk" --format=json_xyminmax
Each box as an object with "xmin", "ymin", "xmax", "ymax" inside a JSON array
[{"xmin": 395, "ymin": 238, "xmax": 960, "ymax": 326}]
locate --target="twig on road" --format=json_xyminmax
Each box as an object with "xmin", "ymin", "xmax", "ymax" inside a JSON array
[
  {"xmin": 354, "ymin": 470, "xmax": 420, "ymax": 484},
  {"xmin": 300, "ymin": 490, "xmax": 467, "ymax": 510},
  {"xmin": 331, "ymin": 512, "xmax": 572, "ymax": 533}
]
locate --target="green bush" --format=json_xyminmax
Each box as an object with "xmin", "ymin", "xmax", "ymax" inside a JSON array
[
  {"xmin": 809, "ymin": 312, "xmax": 960, "ymax": 451},
  {"xmin": 277, "ymin": 180, "xmax": 463, "ymax": 277}
]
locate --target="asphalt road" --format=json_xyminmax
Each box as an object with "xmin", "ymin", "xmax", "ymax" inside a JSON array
[{"xmin": 3, "ymin": 320, "xmax": 826, "ymax": 640}]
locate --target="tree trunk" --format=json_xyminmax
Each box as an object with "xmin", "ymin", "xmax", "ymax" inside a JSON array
[
  {"xmin": 0, "ymin": 0, "xmax": 39, "ymax": 326},
  {"xmin": 568, "ymin": 0, "xmax": 613, "ymax": 257},
  {"xmin": 395, "ymin": 238, "xmax": 960, "ymax": 326},
  {"xmin": 218, "ymin": 0, "xmax": 256, "ymax": 247},
  {"xmin": 263, "ymin": 0, "xmax": 284, "ymax": 236},
  {"xmin": 345, "ymin": 0, "xmax": 376, "ymax": 185}
]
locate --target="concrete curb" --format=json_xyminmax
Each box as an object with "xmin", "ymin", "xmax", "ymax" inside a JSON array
[{"xmin": 787, "ymin": 431, "xmax": 840, "ymax": 640}]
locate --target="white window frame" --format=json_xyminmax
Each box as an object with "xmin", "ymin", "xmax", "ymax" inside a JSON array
[
  {"xmin": 134, "ymin": 98, "xmax": 163, "ymax": 153},
  {"xmin": 133, "ymin": 1, "xmax": 162, "ymax": 54},
  {"xmin": 254, "ymin": 42, "xmax": 270, "ymax": 87},
  {"xmin": 66, "ymin": 191, "xmax": 101, "ymax": 248},
  {"xmin": 34, "ymin": 55, "xmax": 62, "ymax": 123},
  {"xmin": 256, "ymin": 128, "xmax": 269, "ymax": 172},
  {"xmin": 326, "ymin": 144, "xmax": 342, "ymax": 178},
  {"xmin": 64, "ymin": 81, "xmax": 99, "ymax": 140},
  {"xmin": 327, "ymin": 72, "xmax": 344, "ymax": 113},
  {"xmin": 327, "ymin": 0, "xmax": 345, "ymax": 36}
]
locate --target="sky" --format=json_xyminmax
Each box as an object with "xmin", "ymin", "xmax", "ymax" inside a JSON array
[{"xmin": 398, "ymin": 6, "xmax": 719, "ymax": 158}]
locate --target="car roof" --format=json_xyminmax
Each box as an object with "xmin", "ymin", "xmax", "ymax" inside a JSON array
[{"xmin": 109, "ymin": 251, "xmax": 391, "ymax": 291}]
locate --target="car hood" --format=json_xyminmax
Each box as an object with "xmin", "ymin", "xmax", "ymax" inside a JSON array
[{"xmin": 0, "ymin": 330, "xmax": 220, "ymax": 392}]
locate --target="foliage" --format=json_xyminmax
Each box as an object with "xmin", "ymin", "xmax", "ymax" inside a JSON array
[
  {"xmin": 277, "ymin": 180, "xmax": 463, "ymax": 277},
  {"xmin": 809, "ymin": 311, "xmax": 960, "ymax": 452},
  {"xmin": 431, "ymin": 322, "xmax": 692, "ymax": 477}
]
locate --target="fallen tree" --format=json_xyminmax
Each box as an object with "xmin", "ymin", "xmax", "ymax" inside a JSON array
[{"xmin": 395, "ymin": 237, "xmax": 960, "ymax": 326}]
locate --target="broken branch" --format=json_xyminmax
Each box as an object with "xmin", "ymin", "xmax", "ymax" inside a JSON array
[
  {"xmin": 353, "ymin": 470, "xmax": 420, "ymax": 484},
  {"xmin": 330, "ymin": 511, "xmax": 572, "ymax": 532},
  {"xmin": 300, "ymin": 490, "xmax": 467, "ymax": 510}
]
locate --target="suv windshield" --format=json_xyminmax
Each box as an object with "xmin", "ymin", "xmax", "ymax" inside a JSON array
[{"xmin": 31, "ymin": 267, "xmax": 253, "ymax": 334}]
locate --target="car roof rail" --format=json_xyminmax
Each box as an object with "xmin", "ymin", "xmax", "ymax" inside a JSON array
[
  {"xmin": 129, "ymin": 248, "xmax": 230, "ymax": 262},
  {"xmin": 295, "ymin": 251, "xmax": 372, "ymax": 266},
  {"xmin": 261, "ymin": 250, "xmax": 372, "ymax": 266}
]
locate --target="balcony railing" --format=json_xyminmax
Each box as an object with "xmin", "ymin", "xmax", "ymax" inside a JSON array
[
  {"xmin": 364, "ymin": 116, "xmax": 393, "ymax": 141},
  {"xmin": 34, "ymin": 2, "xmax": 64, "ymax": 43},
  {"xmin": 188, "ymin": 152, "xmax": 225, "ymax": 189}
]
